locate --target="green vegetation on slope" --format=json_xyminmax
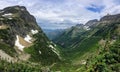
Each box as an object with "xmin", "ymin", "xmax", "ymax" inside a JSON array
[
  {"xmin": 54, "ymin": 25, "xmax": 87, "ymax": 48},
  {"xmin": 0, "ymin": 60, "xmax": 41, "ymax": 72},
  {"xmin": 24, "ymin": 32, "xmax": 60, "ymax": 65},
  {"xmin": 0, "ymin": 6, "xmax": 120, "ymax": 72},
  {"xmin": 51, "ymin": 23, "xmax": 120, "ymax": 72},
  {"xmin": 0, "ymin": 28, "xmax": 16, "ymax": 57},
  {"xmin": 80, "ymin": 39, "xmax": 120, "ymax": 72},
  {"xmin": 51, "ymin": 19, "xmax": 120, "ymax": 72}
]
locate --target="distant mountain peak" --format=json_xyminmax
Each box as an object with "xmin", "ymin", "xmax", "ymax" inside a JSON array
[
  {"xmin": 85, "ymin": 19, "xmax": 98, "ymax": 27},
  {"xmin": 100, "ymin": 14, "xmax": 120, "ymax": 22},
  {"xmin": 0, "ymin": 5, "xmax": 40, "ymax": 46}
]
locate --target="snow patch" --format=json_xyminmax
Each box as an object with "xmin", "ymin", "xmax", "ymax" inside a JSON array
[
  {"xmin": 2, "ymin": 13, "xmax": 13, "ymax": 17},
  {"xmin": 49, "ymin": 44, "xmax": 60, "ymax": 56},
  {"xmin": 8, "ymin": 18, "xmax": 12, "ymax": 20},
  {"xmin": 52, "ymin": 49, "xmax": 60, "ymax": 56},
  {"xmin": 84, "ymin": 26, "xmax": 90, "ymax": 30},
  {"xmin": 15, "ymin": 35, "xmax": 25, "ymax": 51},
  {"xmin": 49, "ymin": 45, "xmax": 54, "ymax": 49},
  {"xmin": 21, "ymin": 8, "xmax": 25, "ymax": 11},
  {"xmin": 24, "ymin": 35, "xmax": 32, "ymax": 43},
  {"xmin": 81, "ymin": 60, "xmax": 86, "ymax": 65},
  {"xmin": 39, "ymin": 50, "xmax": 42, "ymax": 54},
  {"xmin": 31, "ymin": 29, "xmax": 38, "ymax": 34}
]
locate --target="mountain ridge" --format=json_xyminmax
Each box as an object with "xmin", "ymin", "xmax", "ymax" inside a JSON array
[
  {"xmin": 0, "ymin": 6, "xmax": 61, "ymax": 65},
  {"xmin": 0, "ymin": 5, "xmax": 120, "ymax": 72}
]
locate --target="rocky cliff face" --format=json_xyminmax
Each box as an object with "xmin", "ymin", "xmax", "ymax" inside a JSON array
[
  {"xmin": 85, "ymin": 19, "xmax": 98, "ymax": 28},
  {"xmin": 0, "ymin": 6, "xmax": 60, "ymax": 64},
  {"xmin": 100, "ymin": 14, "xmax": 120, "ymax": 24},
  {"xmin": 0, "ymin": 6, "xmax": 40, "ymax": 46}
]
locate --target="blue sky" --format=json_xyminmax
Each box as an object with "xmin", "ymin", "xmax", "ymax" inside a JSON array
[
  {"xmin": 86, "ymin": 4, "xmax": 105, "ymax": 13},
  {"xmin": 0, "ymin": 0, "xmax": 120, "ymax": 29}
]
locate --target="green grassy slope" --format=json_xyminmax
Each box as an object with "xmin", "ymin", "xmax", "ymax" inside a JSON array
[
  {"xmin": 0, "ymin": 60, "xmax": 42, "ymax": 72},
  {"xmin": 51, "ymin": 20, "xmax": 120, "ymax": 72},
  {"xmin": 79, "ymin": 39, "xmax": 120, "ymax": 72},
  {"xmin": 24, "ymin": 32, "xmax": 60, "ymax": 65}
]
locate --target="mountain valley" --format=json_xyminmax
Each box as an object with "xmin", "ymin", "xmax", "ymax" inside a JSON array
[{"xmin": 0, "ymin": 6, "xmax": 120, "ymax": 72}]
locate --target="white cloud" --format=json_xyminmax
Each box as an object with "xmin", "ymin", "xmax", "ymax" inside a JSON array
[
  {"xmin": 101, "ymin": 0, "xmax": 120, "ymax": 16},
  {"xmin": 0, "ymin": 0, "xmax": 120, "ymax": 29}
]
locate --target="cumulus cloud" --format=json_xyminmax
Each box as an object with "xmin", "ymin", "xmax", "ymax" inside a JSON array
[{"xmin": 0, "ymin": 0, "xmax": 120, "ymax": 29}]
